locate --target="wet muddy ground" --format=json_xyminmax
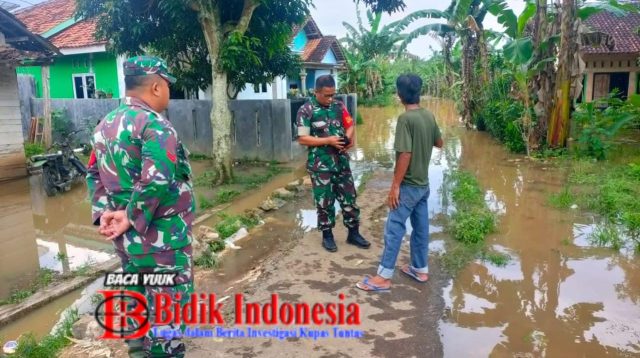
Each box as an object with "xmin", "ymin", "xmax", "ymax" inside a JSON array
[{"xmin": 3, "ymin": 99, "xmax": 639, "ymax": 357}]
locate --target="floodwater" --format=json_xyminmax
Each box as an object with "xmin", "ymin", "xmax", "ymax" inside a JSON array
[
  {"xmin": 433, "ymin": 101, "xmax": 640, "ymax": 357},
  {"xmin": 1, "ymin": 99, "xmax": 639, "ymax": 357}
]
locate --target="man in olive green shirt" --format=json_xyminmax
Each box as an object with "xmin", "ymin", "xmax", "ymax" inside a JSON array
[{"xmin": 357, "ymin": 74, "xmax": 443, "ymax": 292}]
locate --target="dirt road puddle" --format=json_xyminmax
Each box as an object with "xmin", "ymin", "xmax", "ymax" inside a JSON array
[{"xmin": 2, "ymin": 99, "xmax": 638, "ymax": 357}]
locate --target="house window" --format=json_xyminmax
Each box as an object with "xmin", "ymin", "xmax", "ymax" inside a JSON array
[
  {"xmin": 253, "ymin": 83, "xmax": 268, "ymax": 93},
  {"xmin": 73, "ymin": 74, "xmax": 96, "ymax": 99}
]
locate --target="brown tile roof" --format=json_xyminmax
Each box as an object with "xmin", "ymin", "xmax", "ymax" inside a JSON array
[
  {"xmin": 14, "ymin": 0, "xmax": 104, "ymax": 49},
  {"xmin": 301, "ymin": 36, "xmax": 345, "ymax": 65},
  {"xmin": 582, "ymin": 11, "xmax": 640, "ymax": 55},
  {"xmin": 14, "ymin": 0, "xmax": 75, "ymax": 35},
  {"xmin": 49, "ymin": 19, "xmax": 105, "ymax": 48}
]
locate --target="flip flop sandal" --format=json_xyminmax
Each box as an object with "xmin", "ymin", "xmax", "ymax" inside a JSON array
[
  {"xmin": 401, "ymin": 266, "xmax": 429, "ymax": 283},
  {"xmin": 355, "ymin": 277, "xmax": 390, "ymax": 292}
]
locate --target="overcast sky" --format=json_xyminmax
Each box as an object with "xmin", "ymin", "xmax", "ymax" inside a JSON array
[{"xmin": 311, "ymin": 0, "xmax": 527, "ymax": 58}]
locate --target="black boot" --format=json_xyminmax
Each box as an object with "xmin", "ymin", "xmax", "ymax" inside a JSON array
[
  {"xmin": 347, "ymin": 226, "xmax": 371, "ymax": 249},
  {"xmin": 322, "ymin": 229, "xmax": 338, "ymax": 252}
]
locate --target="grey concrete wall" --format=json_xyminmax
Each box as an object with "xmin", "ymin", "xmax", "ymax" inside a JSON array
[{"xmin": 26, "ymin": 98, "xmax": 300, "ymax": 162}]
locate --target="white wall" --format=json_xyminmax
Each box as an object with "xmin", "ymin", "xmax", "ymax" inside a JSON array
[
  {"xmin": 314, "ymin": 69, "xmax": 339, "ymax": 89},
  {"xmin": 236, "ymin": 82, "xmax": 274, "ymax": 100}
]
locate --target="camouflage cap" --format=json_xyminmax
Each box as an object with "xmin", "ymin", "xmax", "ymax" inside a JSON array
[{"xmin": 123, "ymin": 55, "xmax": 177, "ymax": 84}]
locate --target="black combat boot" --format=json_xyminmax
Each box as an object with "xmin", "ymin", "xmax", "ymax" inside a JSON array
[
  {"xmin": 322, "ymin": 229, "xmax": 338, "ymax": 252},
  {"xmin": 346, "ymin": 226, "xmax": 371, "ymax": 249}
]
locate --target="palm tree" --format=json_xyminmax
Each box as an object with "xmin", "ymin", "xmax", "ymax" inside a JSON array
[
  {"xmin": 394, "ymin": 0, "xmax": 494, "ymax": 127},
  {"xmin": 342, "ymin": 7, "xmax": 407, "ymax": 59},
  {"xmin": 341, "ymin": 6, "xmax": 407, "ymax": 99}
]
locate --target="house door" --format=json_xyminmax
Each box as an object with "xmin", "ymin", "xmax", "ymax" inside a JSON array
[
  {"xmin": 593, "ymin": 73, "xmax": 610, "ymax": 100},
  {"xmin": 609, "ymin": 72, "xmax": 629, "ymax": 99}
]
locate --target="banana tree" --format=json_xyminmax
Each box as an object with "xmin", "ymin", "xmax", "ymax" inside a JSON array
[{"xmin": 395, "ymin": 0, "xmax": 495, "ymax": 127}]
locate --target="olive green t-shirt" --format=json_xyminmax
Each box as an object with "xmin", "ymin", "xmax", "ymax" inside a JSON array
[{"xmin": 394, "ymin": 108, "xmax": 442, "ymax": 187}]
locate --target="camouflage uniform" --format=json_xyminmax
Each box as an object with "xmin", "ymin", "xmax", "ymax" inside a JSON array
[
  {"xmin": 296, "ymin": 97, "xmax": 359, "ymax": 231},
  {"xmin": 87, "ymin": 56, "xmax": 194, "ymax": 357}
]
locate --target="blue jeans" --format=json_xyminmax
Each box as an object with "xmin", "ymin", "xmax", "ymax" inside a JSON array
[{"xmin": 377, "ymin": 184, "xmax": 430, "ymax": 279}]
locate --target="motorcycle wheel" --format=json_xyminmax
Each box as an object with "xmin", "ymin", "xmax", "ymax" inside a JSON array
[{"xmin": 42, "ymin": 165, "xmax": 58, "ymax": 197}]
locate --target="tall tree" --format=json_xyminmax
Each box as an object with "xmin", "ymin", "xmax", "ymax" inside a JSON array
[
  {"xmin": 396, "ymin": 0, "xmax": 493, "ymax": 127},
  {"xmin": 76, "ymin": 0, "xmax": 310, "ymax": 184}
]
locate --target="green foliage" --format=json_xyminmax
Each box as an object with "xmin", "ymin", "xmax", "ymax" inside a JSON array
[
  {"xmin": 198, "ymin": 194, "xmax": 215, "ymax": 211},
  {"xmin": 15, "ymin": 309, "xmax": 78, "ymax": 358},
  {"xmin": 590, "ymin": 221, "xmax": 624, "ymax": 250},
  {"xmin": 573, "ymin": 94, "xmax": 637, "ymax": 160},
  {"xmin": 189, "ymin": 153, "xmax": 212, "ymax": 161},
  {"xmin": 75, "ymin": 0, "xmax": 311, "ymax": 94},
  {"xmin": 215, "ymin": 212, "xmax": 261, "ymax": 240},
  {"xmin": 451, "ymin": 209, "xmax": 495, "ymax": 244},
  {"xmin": 481, "ymin": 250, "xmax": 511, "ymax": 267},
  {"xmin": 475, "ymin": 72, "xmax": 526, "ymax": 153},
  {"xmin": 209, "ymin": 240, "xmax": 226, "ymax": 254},
  {"xmin": 0, "ymin": 269, "xmax": 56, "ymax": 306},
  {"xmin": 51, "ymin": 109, "xmax": 74, "ymax": 143},
  {"xmin": 24, "ymin": 142, "xmax": 45, "ymax": 158},
  {"xmin": 564, "ymin": 154, "xmax": 640, "ymax": 250},
  {"xmin": 194, "ymin": 250, "xmax": 219, "ymax": 269},
  {"xmin": 450, "ymin": 171, "xmax": 484, "ymax": 209},
  {"xmin": 356, "ymin": 112, "xmax": 364, "ymax": 125},
  {"xmin": 443, "ymin": 169, "xmax": 497, "ymax": 274},
  {"xmin": 215, "ymin": 189, "xmax": 241, "ymax": 204},
  {"xmin": 548, "ymin": 188, "xmax": 574, "ymax": 209}
]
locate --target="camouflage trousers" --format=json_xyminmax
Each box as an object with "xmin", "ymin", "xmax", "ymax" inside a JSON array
[
  {"xmin": 309, "ymin": 169, "xmax": 360, "ymax": 231},
  {"xmin": 115, "ymin": 246, "xmax": 194, "ymax": 358}
]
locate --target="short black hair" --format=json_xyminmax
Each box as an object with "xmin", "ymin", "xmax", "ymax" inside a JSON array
[
  {"xmin": 315, "ymin": 75, "xmax": 335, "ymax": 90},
  {"xmin": 125, "ymin": 75, "xmax": 151, "ymax": 91},
  {"xmin": 396, "ymin": 74, "xmax": 422, "ymax": 105}
]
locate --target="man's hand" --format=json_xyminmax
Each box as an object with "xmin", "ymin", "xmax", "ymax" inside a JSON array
[
  {"xmin": 99, "ymin": 210, "xmax": 131, "ymax": 240},
  {"xmin": 387, "ymin": 185, "xmax": 400, "ymax": 210},
  {"xmin": 325, "ymin": 136, "xmax": 345, "ymax": 151}
]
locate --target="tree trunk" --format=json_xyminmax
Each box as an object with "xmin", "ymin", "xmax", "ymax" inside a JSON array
[
  {"xmin": 211, "ymin": 71, "xmax": 233, "ymax": 183},
  {"xmin": 532, "ymin": 0, "xmax": 558, "ymax": 148},
  {"xmin": 461, "ymin": 33, "xmax": 474, "ymax": 128},
  {"xmin": 197, "ymin": 0, "xmax": 258, "ymax": 184},
  {"xmin": 548, "ymin": 0, "xmax": 576, "ymax": 147}
]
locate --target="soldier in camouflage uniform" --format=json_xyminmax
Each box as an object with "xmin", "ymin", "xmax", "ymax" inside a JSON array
[
  {"xmin": 87, "ymin": 56, "xmax": 194, "ymax": 358},
  {"xmin": 296, "ymin": 75, "xmax": 370, "ymax": 252}
]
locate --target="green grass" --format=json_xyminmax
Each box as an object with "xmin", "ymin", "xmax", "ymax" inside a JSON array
[
  {"xmin": 194, "ymin": 250, "xmax": 219, "ymax": 269},
  {"xmin": 215, "ymin": 189, "xmax": 240, "ymax": 204},
  {"xmin": 23, "ymin": 142, "xmax": 45, "ymax": 158},
  {"xmin": 357, "ymin": 171, "xmax": 374, "ymax": 194},
  {"xmin": 556, "ymin": 148, "xmax": 640, "ymax": 251},
  {"xmin": 481, "ymin": 251, "xmax": 511, "ymax": 267},
  {"xmin": 189, "ymin": 153, "xmax": 212, "ymax": 161},
  {"xmin": 14, "ymin": 308, "xmax": 78, "ymax": 357},
  {"xmin": 356, "ymin": 112, "xmax": 364, "ymax": 125},
  {"xmin": 198, "ymin": 194, "xmax": 215, "ymax": 210},
  {"xmin": 0, "ymin": 269, "xmax": 56, "ymax": 306},
  {"xmin": 442, "ymin": 170, "xmax": 497, "ymax": 274},
  {"xmin": 215, "ymin": 212, "xmax": 261, "ymax": 240},
  {"xmin": 590, "ymin": 221, "xmax": 624, "ymax": 250},
  {"xmin": 548, "ymin": 188, "xmax": 574, "ymax": 209}
]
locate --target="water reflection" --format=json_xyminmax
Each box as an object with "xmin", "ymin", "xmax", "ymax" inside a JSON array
[
  {"xmin": 439, "ymin": 112, "xmax": 640, "ymax": 356},
  {"xmin": 0, "ymin": 174, "xmax": 114, "ymax": 300}
]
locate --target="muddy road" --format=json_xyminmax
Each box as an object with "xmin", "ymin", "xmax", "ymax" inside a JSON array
[{"xmin": 3, "ymin": 99, "xmax": 639, "ymax": 357}]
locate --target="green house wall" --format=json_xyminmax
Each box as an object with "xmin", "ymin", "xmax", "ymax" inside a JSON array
[{"xmin": 16, "ymin": 52, "xmax": 120, "ymax": 99}]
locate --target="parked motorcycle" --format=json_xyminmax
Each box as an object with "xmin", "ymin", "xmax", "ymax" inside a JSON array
[{"xmin": 30, "ymin": 130, "xmax": 88, "ymax": 197}]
